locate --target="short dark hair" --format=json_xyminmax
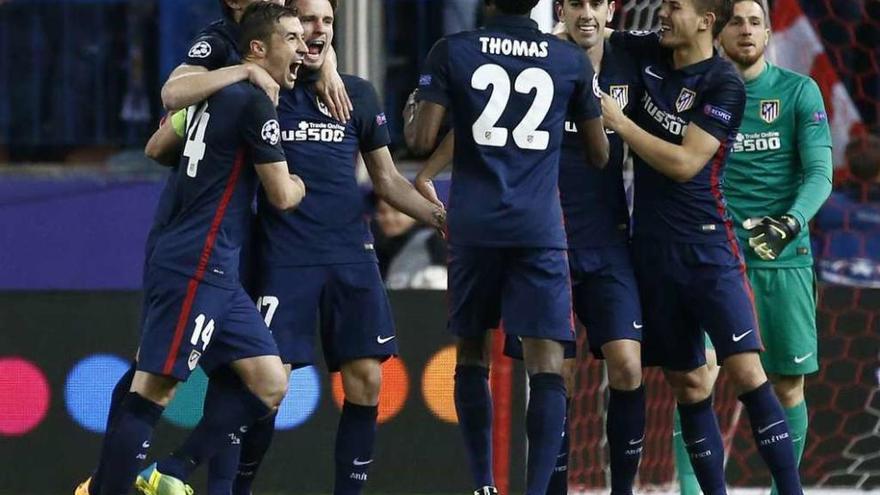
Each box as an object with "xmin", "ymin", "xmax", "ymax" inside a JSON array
[
  {"xmin": 238, "ymin": 3, "xmax": 299, "ymax": 55},
  {"xmin": 693, "ymin": 0, "xmax": 734, "ymax": 37},
  {"xmin": 289, "ymin": 0, "xmax": 339, "ymax": 12},
  {"xmin": 492, "ymin": 0, "xmax": 541, "ymax": 15},
  {"xmin": 731, "ymin": 0, "xmax": 768, "ymax": 24}
]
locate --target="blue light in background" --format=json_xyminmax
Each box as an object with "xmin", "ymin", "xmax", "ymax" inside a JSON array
[
  {"xmin": 275, "ymin": 366, "xmax": 321, "ymax": 430},
  {"xmin": 65, "ymin": 354, "xmax": 130, "ymax": 433}
]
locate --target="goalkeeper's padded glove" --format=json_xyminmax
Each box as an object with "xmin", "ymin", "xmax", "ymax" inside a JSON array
[{"xmin": 742, "ymin": 214, "xmax": 801, "ymax": 261}]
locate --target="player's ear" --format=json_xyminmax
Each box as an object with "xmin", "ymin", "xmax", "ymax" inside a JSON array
[
  {"xmin": 249, "ymin": 39, "xmax": 268, "ymax": 58},
  {"xmin": 607, "ymin": 0, "xmax": 616, "ymax": 23},
  {"xmin": 555, "ymin": 1, "xmax": 564, "ymax": 22},
  {"xmin": 699, "ymin": 11, "xmax": 716, "ymax": 34}
]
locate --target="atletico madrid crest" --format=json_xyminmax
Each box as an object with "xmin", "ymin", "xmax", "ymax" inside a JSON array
[
  {"xmin": 675, "ymin": 88, "xmax": 696, "ymax": 113},
  {"xmin": 610, "ymin": 85, "xmax": 629, "ymax": 110},
  {"xmin": 760, "ymin": 99, "xmax": 780, "ymax": 123}
]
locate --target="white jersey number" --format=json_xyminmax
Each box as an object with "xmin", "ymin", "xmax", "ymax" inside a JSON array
[
  {"xmin": 183, "ymin": 102, "xmax": 211, "ymax": 178},
  {"xmin": 471, "ymin": 64, "xmax": 554, "ymax": 151}
]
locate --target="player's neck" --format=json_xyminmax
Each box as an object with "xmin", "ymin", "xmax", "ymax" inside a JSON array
[
  {"xmin": 586, "ymin": 41, "xmax": 605, "ymax": 73},
  {"xmin": 737, "ymin": 57, "xmax": 767, "ymax": 82},
  {"xmin": 672, "ymin": 39, "xmax": 713, "ymax": 70}
]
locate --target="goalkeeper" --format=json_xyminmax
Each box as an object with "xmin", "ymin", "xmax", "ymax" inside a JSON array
[{"xmin": 674, "ymin": 2, "xmax": 833, "ymax": 493}]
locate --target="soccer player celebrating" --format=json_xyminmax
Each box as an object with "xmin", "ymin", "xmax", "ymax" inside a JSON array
[
  {"xmin": 411, "ymin": 1, "xmax": 610, "ymax": 494},
  {"xmin": 672, "ymin": 2, "xmax": 832, "ymax": 494},
  {"xmin": 209, "ymin": 1, "xmax": 445, "ymax": 494},
  {"xmin": 600, "ymin": 0, "xmax": 804, "ymax": 493},
  {"xmin": 75, "ymin": 4, "xmax": 307, "ymax": 495}
]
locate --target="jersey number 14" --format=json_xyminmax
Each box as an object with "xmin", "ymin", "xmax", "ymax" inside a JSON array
[
  {"xmin": 471, "ymin": 64, "xmax": 554, "ymax": 151},
  {"xmin": 184, "ymin": 102, "xmax": 211, "ymax": 178}
]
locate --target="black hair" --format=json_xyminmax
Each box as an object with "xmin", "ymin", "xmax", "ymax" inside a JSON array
[
  {"xmin": 693, "ymin": 0, "xmax": 735, "ymax": 37},
  {"xmin": 493, "ymin": 0, "xmax": 541, "ymax": 15},
  {"xmin": 238, "ymin": 3, "xmax": 299, "ymax": 55}
]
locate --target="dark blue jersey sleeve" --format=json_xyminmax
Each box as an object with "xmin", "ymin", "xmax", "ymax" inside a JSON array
[
  {"xmin": 569, "ymin": 52, "xmax": 602, "ymax": 122},
  {"xmin": 183, "ymin": 34, "xmax": 231, "ymax": 71},
  {"xmin": 242, "ymin": 92, "xmax": 287, "ymax": 164},
  {"xmin": 688, "ymin": 72, "xmax": 745, "ymax": 142},
  {"xmin": 416, "ymin": 38, "xmax": 451, "ymax": 108},
  {"xmin": 351, "ymin": 78, "xmax": 392, "ymax": 153}
]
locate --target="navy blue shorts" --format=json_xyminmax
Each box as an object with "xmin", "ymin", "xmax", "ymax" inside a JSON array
[
  {"xmin": 448, "ymin": 245, "xmax": 574, "ymax": 342},
  {"xmin": 256, "ymin": 263, "xmax": 396, "ymax": 372},
  {"xmin": 632, "ymin": 239, "xmax": 763, "ymax": 371},
  {"xmin": 504, "ymin": 245, "xmax": 642, "ymax": 360},
  {"xmin": 138, "ymin": 267, "xmax": 279, "ymax": 381}
]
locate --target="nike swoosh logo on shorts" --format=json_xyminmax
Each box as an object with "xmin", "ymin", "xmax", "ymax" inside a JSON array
[
  {"xmin": 377, "ymin": 335, "xmax": 396, "ymax": 344},
  {"xmin": 353, "ymin": 458, "xmax": 374, "ymax": 466},
  {"xmin": 793, "ymin": 353, "xmax": 813, "ymax": 364},
  {"xmin": 632, "ymin": 321, "xmax": 643, "ymax": 329},
  {"xmin": 757, "ymin": 420, "xmax": 785, "ymax": 434},
  {"xmin": 684, "ymin": 437, "xmax": 706, "ymax": 447},
  {"xmin": 645, "ymin": 66, "xmax": 664, "ymax": 79},
  {"xmin": 732, "ymin": 329, "xmax": 754, "ymax": 342}
]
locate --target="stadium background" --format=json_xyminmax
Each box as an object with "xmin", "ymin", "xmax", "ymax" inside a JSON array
[{"xmin": 0, "ymin": 0, "xmax": 878, "ymax": 493}]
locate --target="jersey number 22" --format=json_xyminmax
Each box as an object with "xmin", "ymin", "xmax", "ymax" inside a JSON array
[{"xmin": 471, "ymin": 64, "xmax": 554, "ymax": 151}]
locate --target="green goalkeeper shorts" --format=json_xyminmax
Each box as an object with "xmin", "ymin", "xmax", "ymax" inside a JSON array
[{"xmin": 748, "ymin": 266, "xmax": 819, "ymax": 376}]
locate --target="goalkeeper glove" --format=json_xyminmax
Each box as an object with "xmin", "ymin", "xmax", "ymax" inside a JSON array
[{"xmin": 742, "ymin": 214, "xmax": 801, "ymax": 261}]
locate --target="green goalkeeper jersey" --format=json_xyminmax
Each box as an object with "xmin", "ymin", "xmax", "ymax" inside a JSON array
[{"xmin": 725, "ymin": 62, "xmax": 833, "ymax": 268}]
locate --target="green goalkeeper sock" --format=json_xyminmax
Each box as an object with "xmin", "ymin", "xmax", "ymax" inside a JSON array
[
  {"xmin": 770, "ymin": 400, "xmax": 808, "ymax": 495},
  {"xmin": 673, "ymin": 409, "xmax": 702, "ymax": 495}
]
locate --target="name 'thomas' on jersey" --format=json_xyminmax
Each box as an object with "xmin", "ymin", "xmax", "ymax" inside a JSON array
[
  {"xmin": 610, "ymin": 32, "xmax": 746, "ymax": 243},
  {"xmin": 147, "ymin": 83, "xmax": 286, "ymax": 288},
  {"xmin": 726, "ymin": 62, "xmax": 832, "ymax": 267},
  {"xmin": 417, "ymin": 15, "xmax": 601, "ymax": 248}
]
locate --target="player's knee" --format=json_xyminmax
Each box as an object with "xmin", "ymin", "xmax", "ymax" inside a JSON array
[
  {"xmin": 607, "ymin": 357, "xmax": 642, "ymax": 391},
  {"xmin": 457, "ymin": 336, "xmax": 489, "ymax": 367},
  {"xmin": 561, "ymin": 358, "xmax": 577, "ymax": 396},
  {"xmin": 665, "ymin": 368, "xmax": 713, "ymax": 404},
  {"xmin": 130, "ymin": 370, "xmax": 178, "ymax": 407},
  {"xmin": 770, "ymin": 375, "xmax": 805, "ymax": 407},
  {"xmin": 724, "ymin": 352, "xmax": 768, "ymax": 395},
  {"xmin": 341, "ymin": 359, "xmax": 382, "ymax": 406},
  {"xmin": 522, "ymin": 338, "xmax": 564, "ymax": 375}
]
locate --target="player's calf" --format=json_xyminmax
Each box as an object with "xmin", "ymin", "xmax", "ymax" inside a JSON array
[
  {"xmin": 340, "ymin": 358, "xmax": 383, "ymax": 406},
  {"xmin": 335, "ymin": 358, "xmax": 383, "ymax": 495},
  {"xmin": 722, "ymin": 352, "xmax": 770, "ymax": 395}
]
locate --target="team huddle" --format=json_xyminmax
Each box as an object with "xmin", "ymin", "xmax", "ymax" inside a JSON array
[{"xmin": 75, "ymin": 0, "xmax": 833, "ymax": 494}]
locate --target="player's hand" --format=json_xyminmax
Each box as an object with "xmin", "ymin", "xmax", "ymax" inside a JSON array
[
  {"xmin": 600, "ymin": 91, "xmax": 625, "ymax": 131},
  {"xmin": 415, "ymin": 175, "xmax": 444, "ymax": 208},
  {"xmin": 403, "ymin": 89, "xmax": 419, "ymax": 125},
  {"xmin": 290, "ymin": 174, "xmax": 307, "ymax": 208},
  {"xmin": 316, "ymin": 69, "xmax": 353, "ymax": 123},
  {"xmin": 245, "ymin": 63, "xmax": 280, "ymax": 106},
  {"xmin": 743, "ymin": 215, "xmax": 801, "ymax": 261}
]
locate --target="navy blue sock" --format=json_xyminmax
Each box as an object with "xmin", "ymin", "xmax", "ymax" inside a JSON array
[
  {"xmin": 333, "ymin": 401, "xmax": 378, "ymax": 495},
  {"xmin": 232, "ymin": 412, "xmax": 278, "ymax": 495},
  {"xmin": 677, "ymin": 397, "xmax": 727, "ymax": 495},
  {"xmin": 157, "ymin": 371, "xmax": 271, "ymax": 482},
  {"xmin": 526, "ymin": 373, "xmax": 567, "ymax": 495},
  {"xmin": 207, "ymin": 440, "xmax": 240, "ymax": 495},
  {"xmin": 545, "ymin": 398, "xmax": 570, "ymax": 495},
  {"xmin": 607, "ymin": 386, "xmax": 646, "ymax": 495},
  {"xmin": 90, "ymin": 363, "xmax": 136, "ymax": 495},
  {"xmin": 739, "ymin": 382, "xmax": 802, "ymax": 495},
  {"xmin": 454, "ymin": 365, "xmax": 495, "ymax": 489},
  {"xmin": 96, "ymin": 392, "xmax": 164, "ymax": 495}
]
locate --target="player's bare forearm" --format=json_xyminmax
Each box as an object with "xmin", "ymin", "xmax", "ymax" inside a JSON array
[
  {"xmin": 256, "ymin": 162, "xmax": 306, "ymax": 212},
  {"xmin": 577, "ymin": 117, "xmax": 610, "ymax": 169},
  {"xmin": 414, "ymin": 132, "xmax": 453, "ymax": 207},
  {"xmin": 161, "ymin": 65, "xmax": 251, "ymax": 111},
  {"xmin": 615, "ymin": 117, "xmax": 712, "ymax": 182},
  {"xmin": 411, "ymin": 101, "xmax": 447, "ymax": 157},
  {"xmin": 144, "ymin": 118, "xmax": 184, "ymax": 166},
  {"xmin": 366, "ymin": 147, "xmax": 446, "ymax": 229}
]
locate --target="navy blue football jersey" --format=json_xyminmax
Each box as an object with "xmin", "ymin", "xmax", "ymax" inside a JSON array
[
  {"xmin": 560, "ymin": 40, "xmax": 641, "ymax": 248},
  {"xmin": 417, "ymin": 15, "xmax": 602, "ymax": 248},
  {"xmin": 145, "ymin": 19, "xmax": 244, "ymax": 269},
  {"xmin": 184, "ymin": 19, "xmax": 243, "ymax": 70},
  {"xmin": 610, "ymin": 31, "xmax": 746, "ymax": 243},
  {"xmin": 147, "ymin": 83, "xmax": 286, "ymax": 288},
  {"xmin": 258, "ymin": 72, "xmax": 391, "ymax": 267}
]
